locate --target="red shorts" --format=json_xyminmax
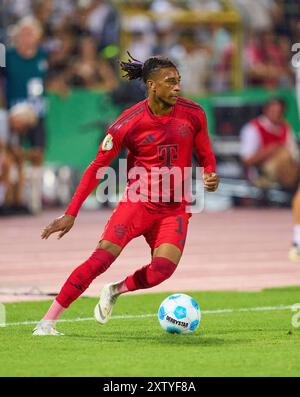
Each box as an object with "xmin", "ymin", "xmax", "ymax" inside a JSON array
[{"xmin": 100, "ymin": 200, "xmax": 191, "ymax": 253}]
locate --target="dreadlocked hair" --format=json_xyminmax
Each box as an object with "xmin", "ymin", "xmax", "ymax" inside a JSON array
[{"xmin": 120, "ymin": 52, "xmax": 177, "ymax": 83}]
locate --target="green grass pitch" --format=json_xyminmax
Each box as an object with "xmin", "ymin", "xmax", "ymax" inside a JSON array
[{"xmin": 1, "ymin": 287, "xmax": 300, "ymax": 377}]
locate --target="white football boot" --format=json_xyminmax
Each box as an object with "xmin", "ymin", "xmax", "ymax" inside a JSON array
[
  {"xmin": 32, "ymin": 320, "xmax": 64, "ymax": 336},
  {"xmin": 94, "ymin": 283, "xmax": 119, "ymax": 325}
]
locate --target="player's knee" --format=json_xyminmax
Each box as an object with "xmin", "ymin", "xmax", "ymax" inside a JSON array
[
  {"xmin": 86, "ymin": 248, "xmax": 116, "ymax": 278},
  {"xmin": 70, "ymin": 248, "xmax": 116, "ymax": 287},
  {"xmin": 149, "ymin": 257, "xmax": 177, "ymax": 285},
  {"xmin": 152, "ymin": 244, "xmax": 182, "ymax": 265},
  {"xmin": 98, "ymin": 240, "xmax": 122, "ymax": 258}
]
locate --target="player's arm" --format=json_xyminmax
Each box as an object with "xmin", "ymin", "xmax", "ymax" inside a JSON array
[
  {"xmin": 41, "ymin": 128, "xmax": 126, "ymax": 240},
  {"xmin": 193, "ymin": 110, "xmax": 219, "ymax": 192}
]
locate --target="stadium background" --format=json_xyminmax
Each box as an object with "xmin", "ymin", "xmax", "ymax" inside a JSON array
[
  {"xmin": 1, "ymin": 0, "xmax": 300, "ymax": 211},
  {"xmin": 1, "ymin": 0, "xmax": 300, "ymax": 312},
  {"xmin": 1, "ymin": 0, "xmax": 300, "ymax": 378}
]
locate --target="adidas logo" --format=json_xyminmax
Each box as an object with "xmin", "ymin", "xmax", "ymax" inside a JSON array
[{"xmin": 144, "ymin": 134, "xmax": 156, "ymax": 143}]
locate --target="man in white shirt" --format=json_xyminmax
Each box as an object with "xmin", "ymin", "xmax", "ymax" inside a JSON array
[
  {"xmin": 240, "ymin": 98, "xmax": 300, "ymax": 189},
  {"xmin": 0, "ymin": 104, "xmax": 37, "ymax": 213}
]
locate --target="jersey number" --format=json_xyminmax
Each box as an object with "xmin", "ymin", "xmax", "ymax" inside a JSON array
[{"xmin": 175, "ymin": 216, "xmax": 184, "ymax": 235}]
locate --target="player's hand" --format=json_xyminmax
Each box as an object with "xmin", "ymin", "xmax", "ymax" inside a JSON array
[
  {"xmin": 41, "ymin": 214, "xmax": 75, "ymax": 240},
  {"xmin": 203, "ymin": 172, "xmax": 219, "ymax": 192}
]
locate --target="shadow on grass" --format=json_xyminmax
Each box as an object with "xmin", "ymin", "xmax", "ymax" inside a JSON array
[{"xmin": 64, "ymin": 331, "xmax": 251, "ymax": 347}]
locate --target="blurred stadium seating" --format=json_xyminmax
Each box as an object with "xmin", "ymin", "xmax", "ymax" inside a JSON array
[{"xmin": 0, "ymin": 0, "xmax": 299, "ymax": 215}]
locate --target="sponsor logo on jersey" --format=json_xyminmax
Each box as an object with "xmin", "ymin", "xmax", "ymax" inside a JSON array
[
  {"xmin": 102, "ymin": 133, "xmax": 113, "ymax": 151},
  {"xmin": 158, "ymin": 144, "xmax": 178, "ymax": 167}
]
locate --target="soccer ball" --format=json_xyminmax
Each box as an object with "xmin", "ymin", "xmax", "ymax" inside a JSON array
[{"xmin": 158, "ymin": 293, "xmax": 201, "ymax": 334}]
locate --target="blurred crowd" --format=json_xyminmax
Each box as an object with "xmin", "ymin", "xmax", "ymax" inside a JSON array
[
  {"xmin": 0, "ymin": 0, "xmax": 299, "ymax": 214},
  {"xmin": 0, "ymin": 0, "xmax": 299, "ymax": 96}
]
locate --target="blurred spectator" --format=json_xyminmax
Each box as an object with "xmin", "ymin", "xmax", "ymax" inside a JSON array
[
  {"xmin": 291, "ymin": 19, "xmax": 300, "ymax": 44},
  {"xmin": 209, "ymin": 24, "xmax": 234, "ymax": 92},
  {"xmin": 170, "ymin": 29, "xmax": 210, "ymax": 95},
  {"xmin": 51, "ymin": 0, "xmax": 76, "ymax": 23},
  {"xmin": 153, "ymin": 20, "xmax": 176, "ymax": 56},
  {"xmin": 240, "ymin": 98, "xmax": 300, "ymax": 190},
  {"xmin": 244, "ymin": 30, "xmax": 292, "ymax": 88},
  {"xmin": 263, "ymin": 0, "xmax": 300, "ymax": 39},
  {"xmin": 0, "ymin": 103, "xmax": 38, "ymax": 214},
  {"xmin": 47, "ymin": 29, "xmax": 76, "ymax": 69},
  {"xmin": 5, "ymin": 16, "xmax": 47, "ymax": 166},
  {"xmin": 188, "ymin": 0, "xmax": 222, "ymax": 12},
  {"xmin": 78, "ymin": 0, "xmax": 120, "ymax": 50},
  {"xmin": 150, "ymin": 0, "xmax": 182, "ymax": 13},
  {"xmin": 31, "ymin": 0, "xmax": 53, "ymax": 33},
  {"xmin": 128, "ymin": 29, "xmax": 155, "ymax": 62},
  {"xmin": 46, "ymin": 66, "xmax": 71, "ymax": 97},
  {"xmin": 5, "ymin": 0, "xmax": 32, "ymax": 22},
  {"xmin": 233, "ymin": 0, "xmax": 280, "ymax": 32},
  {"xmin": 124, "ymin": 15, "xmax": 156, "ymax": 62},
  {"xmin": 70, "ymin": 34, "xmax": 118, "ymax": 91}
]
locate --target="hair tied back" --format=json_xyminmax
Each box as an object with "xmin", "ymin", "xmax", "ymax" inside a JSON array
[{"xmin": 120, "ymin": 51, "xmax": 144, "ymax": 80}]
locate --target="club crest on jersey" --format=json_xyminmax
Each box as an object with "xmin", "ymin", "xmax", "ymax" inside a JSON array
[
  {"xmin": 114, "ymin": 224, "xmax": 127, "ymax": 239},
  {"xmin": 102, "ymin": 133, "xmax": 113, "ymax": 151},
  {"xmin": 177, "ymin": 124, "xmax": 191, "ymax": 137}
]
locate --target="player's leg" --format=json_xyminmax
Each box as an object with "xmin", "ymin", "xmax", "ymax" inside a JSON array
[
  {"xmin": 33, "ymin": 200, "xmax": 143, "ymax": 335},
  {"xmin": 119, "ymin": 213, "xmax": 190, "ymax": 293},
  {"xmin": 32, "ymin": 240, "xmax": 122, "ymax": 335},
  {"xmin": 289, "ymin": 186, "xmax": 300, "ymax": 261},
  {"xmin": 105, "ymin": 213, "xmax": 190, "ymax": 305},
  {"xmin": 124, "ymin": 242, "xmax": 182, "ymax": 289},
  {"xmin": 96, "ymin": 242, "xmax": 183, "ymax": 324},
  {"xmin": 94, "ymin": 201, "xmax": 153, "ymax": 324},
  {"xmin": 54, "ymin": 240, "xmax": 122, "ymax": 309}
]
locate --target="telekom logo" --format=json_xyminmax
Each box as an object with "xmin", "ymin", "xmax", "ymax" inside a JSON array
[
  {"xmin": 0, "ymin": 43, "xmax": 5, "ymax": 67},
  {"xmin": 158, "ymin": 144, "xmax": 178, "ymax": 167}
]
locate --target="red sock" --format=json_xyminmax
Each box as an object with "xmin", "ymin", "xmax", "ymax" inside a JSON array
[
  {"xmin": 56, "ymin": 248, "xmax": 115, "ymax": 308},
  {"xmin": 124, "ymin": 257, "xmax": 177, "ymax": 292},
  {"xmin": 43, "ymin": 299, "xmax": 65, "ymax": 321}
]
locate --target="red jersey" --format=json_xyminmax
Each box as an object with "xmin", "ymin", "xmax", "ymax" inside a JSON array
[
  {"xmin": 251, "ymin": 116, "xmax": 289, "ymax": 148},
  {"xmin": 65, "ymin": 97, "xmax": 216, "ymax": 217}
]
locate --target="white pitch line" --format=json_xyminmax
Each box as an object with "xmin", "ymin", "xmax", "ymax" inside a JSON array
[{"xmin": 0, "ymin": 305, "xmax": 294, "ymax": 328}]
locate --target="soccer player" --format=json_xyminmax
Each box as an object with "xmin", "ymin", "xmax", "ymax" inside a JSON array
[{"xmin": 33, "ymin": 54, "xmax": 219, "ymax": 335}]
